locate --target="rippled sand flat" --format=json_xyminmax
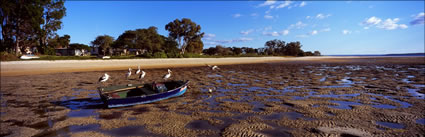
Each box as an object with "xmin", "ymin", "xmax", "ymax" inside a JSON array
[{"xmin": 1, "ymin": 57, "xmax": 424, "ymax": 136}]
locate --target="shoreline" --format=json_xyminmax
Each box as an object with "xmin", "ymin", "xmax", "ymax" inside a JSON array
[{"xmin": 1, "ymin": 56, "xmax": 423, "ymax": 76}]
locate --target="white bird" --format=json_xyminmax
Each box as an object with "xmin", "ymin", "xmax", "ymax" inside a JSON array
[
  {"xmin": 163, "ymin": 69, "xmax": 172, "ymax": 80},
  {"xmin": 126, "ymin": 68, "xmax": 132, "ymax": 79},
  {"xmin": 139, "ymin": 70, "xmax": 146, "ymax": 80},
  {"xmin": 207, "ymin": 64, "xmax": 220, "ymax": 70},
  {"xmin": 208, "ymin": 87, "xmax": 216, "ymax": 93},
  {"xmin": 135, "ymin": 65, "xmax": 141, "ymax": 74},
  {"xmin": 99, "ymin": 73, "xmax": 110, "ymax": 83}
]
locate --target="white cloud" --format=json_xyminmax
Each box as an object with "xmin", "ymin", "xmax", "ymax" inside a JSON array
[
  {"xmin": 296, "ymin": 34, "xmax": 308, "ymax": 38},
  {"xmin": 342, "ymin": 30, "xmax": 352, "ymax": 35},
  {"xmin": 240, "ymin": 29, "xmax": 254, "ymax": 35},
  {"xmin": 213, "ymin": 37, "xmax": 253, "ymax": 44},
  {"xmin": 203, "ymin": 33, "xmax": 216, "ymax": 40},
  {"xmin": 310, "ymin": 30, "xmax": 318, "ymax": 35},
  {"xmin": 377, "ymin": 18, "xmax": 407, "ymax": 30},
  {"xmin": 299, "ymin": 1, "xmax": 306, "ymax": 7},
  {"xmin": 306, "ymin": 16, "xmax": 311, "ymax": 19},
  {"xmin": 363, "ymin": 16, "xmax": 382, "ymax": 25},
  {"xmin": 321, "ymin": 28, "xmax": 331, "ymax": 32},
  {"xmin": 264, "ymin": 15, "xmax": 274, "ymax": 19},
  {"xmin": 258, "ymin": 0, "xmax": 276, "ymax": 7},
  {"xmin": 276, "ymin": 1, "xmax": 292, "ymax": 9},
  {"xmin": 289, "ymin": 21, "xmax": 307, "ymax": 29},
  {"xmin": 263, "ymin": 31, "xmax": 281, "ymax": 36},
  {"xmin": 362, "ymin": 16, "xmax": 408, "ymax": 30},
  {"xmin": 399, "ymin": 24, "xmax": 408, "ymax": 29},
  {"xmin": 281, "ymin": 29, "xmax": 290, "ymax": 35},
  {"xmin": 410, "ymin": 12, "xmax": 424, "ymax": 25},
  {"xmin": 264, "ymin": 26, "xmax": 273, "ymax": 31},
  {"xmin": 262, "ymin": 29, "xmax": 289, "ymax": 36},
  {"xmin": 233, "ymin": 13, "xmax": 242, "ymax": 18},
  {"xmin": 316, "ymin": 13, "xmax": 331, "ymax": 19}
]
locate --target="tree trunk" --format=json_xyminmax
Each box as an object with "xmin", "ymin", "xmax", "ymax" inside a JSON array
[{"xmin": 15, "ymin": 38, "xmax": 20, "ymax": 56}]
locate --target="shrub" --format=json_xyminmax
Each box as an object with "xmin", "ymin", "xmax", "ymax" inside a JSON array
[
  {"xmin": 153, "ymin": 52, "xmax": 167, "ymax": 58},
  {"xmin": 0, "ymin": 52, "xmax": 19, "ymax": 61}
]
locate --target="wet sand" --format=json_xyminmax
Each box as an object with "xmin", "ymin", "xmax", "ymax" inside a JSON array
[{"xmin": 1, "ymin": 57, "xmax": 425, "ymax": 137}]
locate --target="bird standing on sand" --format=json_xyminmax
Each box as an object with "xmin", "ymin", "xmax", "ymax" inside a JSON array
[
  {"xmin": 207, "ymin": 64, "xmax": 220, "ymax": 71},
  {"xmin": 126, "ymin": 68, "xmax": 132, "ymax": 79},
  {"xmin": 163, "ymin": 69, "xmax": 172, "ymax": 80},
  {"xmin": 135, "ymin": 65, "xmax": 141, "ymax": 74},
  {"xmin": 99, "ymin": 73, "xmax": 110, "ymax": 83},
  {"xmin": 139, "ymin": 70, "xmax": 146, "ymax": 80}
]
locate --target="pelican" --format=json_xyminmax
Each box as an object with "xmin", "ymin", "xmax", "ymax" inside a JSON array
[
  {"xmin": 139, "ymin": 70, "xmax": 146, "ymax": 80},
  {"xmin": 163, "ymin": 69, "xmax": 172, "ymax": 80},
  {"xmin": 126, "ymin": 68, "xmax": 132, "ymax": 79},
  {"xmin": 135, "ymin": 65, "xmax": 141, "ymax": 74},
  {"xmin": 207, "ymin": 64, "xmax": 220, "ymax": 70},
  {"xmin": 208, "ymin": 87, "xmax": 216, "ymax": 93},
  {"xmin": 99, "ymin": 73, "xmax": 110, "ymax": 83}
]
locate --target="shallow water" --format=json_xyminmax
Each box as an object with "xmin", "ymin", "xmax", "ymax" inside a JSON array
[
  {"xmin": 376, "ymin": 121, "xmax": 405, "ymax": 129},
  {"xmin": 2, "ymin": 63, "xmax": 425, "ymax": 136}
]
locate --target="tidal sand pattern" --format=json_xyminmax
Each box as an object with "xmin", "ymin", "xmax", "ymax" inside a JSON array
[{"xmin": 1, "ymin": 57, "xmax": 424, "ymax": 137}]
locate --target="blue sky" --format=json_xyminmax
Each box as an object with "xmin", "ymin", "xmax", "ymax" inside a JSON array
[{"xmin": 57, "ymin": 1, "xmax": 424, "ymax": 55}]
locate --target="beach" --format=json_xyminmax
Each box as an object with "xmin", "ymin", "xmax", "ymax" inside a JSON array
[{"xmin": 1, "ymin": 56, "xmax": 424, "ymax": 136}]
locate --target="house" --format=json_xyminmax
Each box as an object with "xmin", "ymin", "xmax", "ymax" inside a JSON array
[{"xmin": 56, "ymin": 48, "xmax": 89, "ymax": 56}]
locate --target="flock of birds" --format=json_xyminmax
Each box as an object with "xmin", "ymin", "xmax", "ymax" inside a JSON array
[{"xmin": 98, "ymin": 64, "xmax": 219, "ymax": 86}]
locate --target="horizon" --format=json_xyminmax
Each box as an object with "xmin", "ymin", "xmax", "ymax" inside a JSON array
[{"xmin": 57, "ymin": 1, "xmax": 424, "ymax": 55}]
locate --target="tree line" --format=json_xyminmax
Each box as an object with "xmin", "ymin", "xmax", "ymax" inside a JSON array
[
  {"xmin": 91, "ymin": 18, "xmax": 205, "ymax": 57},
  {"xmin": 1, "ymin": 0, "xmax": 320, "ymax": 58},
  {"xmin": 202, "ymin": 40, "xmax": 320, "ymax": 56}
]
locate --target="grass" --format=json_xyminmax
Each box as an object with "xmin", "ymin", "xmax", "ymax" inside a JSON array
[{"xmin": 1, "ymin": 53, "xmax": 279, "ymax": 61}]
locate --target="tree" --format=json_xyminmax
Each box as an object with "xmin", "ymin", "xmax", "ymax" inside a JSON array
[
  {"xmin": 165, "ymin": 18, "xmax": 204, "ymax": 54},
  {"xmin": 264, "ymin": 39, "xmax": 285, "ymax": 55},
  {"xmin": 186, "ymin": 37, "xmax": 204, "ymax": 54},
  {"xmin": 0, "ymin": 0, "xmax": 66, "ymax": 55},
  {"xmin": 69, "ymin": 43, "xmax": 90, "ymax": 50},
  {"xmin": 0, "ymin": 0, "xmax": 44, "ymax": 55},
  {"xmin": 39, "ymin": 0, "xmax": 66, "ymax": 52},
  {"xmin": 161, "ymin": 36, "xmax": 179, "ymax": 53},
  {"xmin": 47, "ymin": 34, "xmax": 70, "ymax": 48},
  {"xmin": 232, "ymin": 47, "xmax": 242, "ymax": 55},
  {"xmin": 314, "ymin": 51, "xmax": 321, "ymax": 56},
  {"xmin": 114, "ymin": 27, "xmax": 164, "ymax": 53},
  {"xmin": 91, "ymin": 35, "xmax": 114, "ymax": 56},
  {"xmin": 284, "ymin": 41, "xmax": 303, "ymax": 56}
]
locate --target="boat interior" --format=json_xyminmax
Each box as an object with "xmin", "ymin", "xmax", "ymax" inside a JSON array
[{"xmin": 102, "ymin": 81, "xmax": 186, "ymax": 99}]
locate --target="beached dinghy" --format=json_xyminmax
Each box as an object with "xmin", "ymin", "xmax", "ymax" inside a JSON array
[{"xmin": 98, "ymin": 80, "xmax": 189, "ymax": 108}]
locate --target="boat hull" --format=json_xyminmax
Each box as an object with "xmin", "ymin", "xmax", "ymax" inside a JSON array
[{"xmin": 100, "ymin": 81, "xmax": 188, "ymax": 108}]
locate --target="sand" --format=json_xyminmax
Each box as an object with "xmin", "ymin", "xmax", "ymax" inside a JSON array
[
  {"xmin": 2, "ymin": 56, "xmax": 418, "ymax": 76},
  {"xmin": 1, "ymin": 56, "xmax": 424, "ymax": 137}
]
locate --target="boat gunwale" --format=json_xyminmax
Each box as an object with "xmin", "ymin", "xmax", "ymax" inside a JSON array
[{"xmin": 100, "ymin": 80, "xmax": 189, "ymax": 100}]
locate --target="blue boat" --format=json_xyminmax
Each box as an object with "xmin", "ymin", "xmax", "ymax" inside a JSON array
[{"xmin": 98, "ymin": 80, "xmax": 189, "ymax": 108}]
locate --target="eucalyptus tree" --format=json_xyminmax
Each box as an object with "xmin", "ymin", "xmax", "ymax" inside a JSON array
[
  {"xmin": 91, "ymin": 35, "xmax": 114, "ymax": 56},
  {"xmin": 165, "ymin": 18, "xmax": 204, "ymax": 54},
  {"xmin": 0, "ymin": 0, "xmax": 44, "ymax": 55},
  {"xmin": 39, "ymin": 0, "xmax": 66, "ymax": 51}
]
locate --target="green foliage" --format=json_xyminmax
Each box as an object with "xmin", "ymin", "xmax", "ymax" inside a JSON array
[
  {"xmin": 0, "ymin": 52, "xmax": 19, "ymax": 61},
  {"xmin": 314, "ymin": 51, "xmax": 321, "ymax": 56},
  {"xmin": 0, "ymin": 0, "xmax": 66, "ymax": 55},
  {"xmin": 114, "ymin": 27, "xmax": 165, "ymax": 53},
  {"xmin": 91, "ymin": 35, "xmax": 114, "ymax": 56},
  {"xmin": 43, "ymin": 46, "xmax": 56, "ymax": 55},
  {"xmin": 153, "ymin": 51, "xmax": 168, "ymax": 58},
  {"xmin": 48, "ymin": 34, "xmax": 70, "ymax": 48},
  {"xmin": 165, "ymin": 18, "xmax": 204, "ymax": 54},
  {"xmin": 186, "ymin": 37, "xmax": 204, "ymax": 54},
  {"xmin": 69, "ymin": 43, "xmax": 90, "ymax": 50}
]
